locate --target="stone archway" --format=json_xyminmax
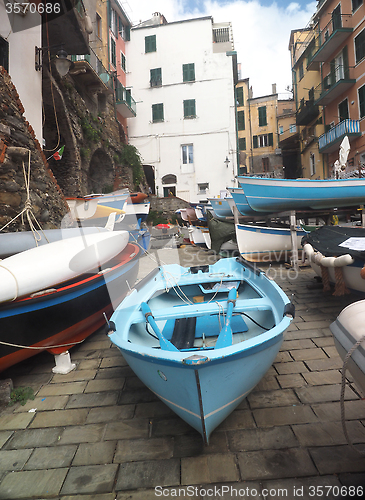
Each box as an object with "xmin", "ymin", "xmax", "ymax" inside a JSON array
[{"xmin": 88, "ymin": 148, "xmax": 114, "ymax": 194}]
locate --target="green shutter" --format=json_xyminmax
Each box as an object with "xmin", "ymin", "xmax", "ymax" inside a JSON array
[
  {"xmin": 237, "ymin": 110, "xmax": 245, "ymax": 130},
  {"xmin": 253, "ymin": 136, "xmax": 258, "ymax": 148},
  {"xmin": 268, "ymin": 133, "xmax": 273, "ymax": 146},
  {"xmin": 343, "ymin": 45, "xmax": 349, "ymax": 79},
  {"xmin": 111, "ymin": 38, "xmax": 116, "ymax": 66},
  {"xmin": 145, "ymin": 35, "xmax": 156, "ymax": 53},
  {"xmin": 359, "ymin": 85, "xmax": 365, "ymax": 118},
  {"xmin": 238, "ymin": 137, "xmax": 246, "ymax": 150},
  {"xmin": 258, "ymin": 106, "xmax": 267, "ymax": 126},
  {"xmin": 330, "ymin": 59, "xmax": 335, "ymax": 86},
  {"xmin": 184, "ymin": 99, "xmax": 196, "ymax": 118},
  {"xmin": 125, "ymin": 25, "xmax": 130, "ymax": 41},
  {"xmin": 152, "ymin": 103, "xmax": 164, "ymax": 122},
  {"xmin": 236, "ymin": 86, "xmax": 244, "ymax": 106},
  {"xmin": 183, "ymin": 63, "xmax": 195, "ymax": 82},
  {"xmin": 150, "ymin": 68, "xmax": 162, "ymax": 86}
]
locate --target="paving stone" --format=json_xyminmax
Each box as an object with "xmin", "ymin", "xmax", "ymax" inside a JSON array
[
  {"xmin": 312, "ymin": 399, "xmax": 365, "ymax": 421},
  {"xmin": 302, "ymin": 369, "xmax": 342, "ymax": 386},
  {"xmin": 309, "ymin": 445, "xmax": 365, "ymax": 474},
  {"xmin": 24, "ymin": 444, "xmax": 77, "ymax": 469},
  {"xmin": 277, "ymin": 373, "xmax": 307, "ymax": 389},
  {"xmin": 227, "ymin": 425, "xmax": 298, "ymax": 452},
  {"xmin": 274, "ymin": 361, "xmax": 308, "ymax": 375},
  {"xmin": 312, "ymin": 337, "xmax": 336, "ymax": 347},
  {"xmin": 173, "ymin": 431, "xmax": 228, "ymax": 458},
  {"xmin": 13, "ymin": 394, "xmax": 69, "ymax": 413},
  {"xmin": 248, "ymin": 389, "xmax": 299, "ymax": 409},
  {"xmin": 214, "ymin": 409, "xmax": 256, "ymax": 431},
  {"xmin": 0, "ymin": 431, "xmax": 13, "ymax": 448},
  {"xmin": 237, "ymin": 448, "xmax": 317, "ymax": 480},
  {"xmin": 292, "ymin": 420, "xmax": 365, "ymax": 447},
  {"xmin": 198, "ymin": 482, "xmax": 263, "ymax": 499},
  {"xmin": 58, "ymin": 423, "xmax": 105, "ymax": 445},
  {"xmin": 253, "ymin": 405, "xmax": 318, "ymax": 427},
  {"xmin": 295, "ymin": 384, "xmax": 357, "ymax": 404},
  {"xmin": 254, "ymin": 375, "xmax": 280, "ymax": 391},
  {"xmin": 100, "ymin": 356, "xmax": 128, "ymax": 369},
  {"xmin": 296, "ymin": 321, "xmax": 331, "ymax": 330},
  {"xmin": 0, "ymin": 468, "xmax": 68, "ymax": 498},
  {"xmin": 36, "ymin": 381, "xmax": 87, "ymax": 397},
  {"xmin": 323, "ymin": 346, "xmax": 342, "ymax": 358},
  {"xmin": 96, "ymin": 366, "xmax": 133, "ymax": 379},
  {"xmin": 84, "ymin": 378, "xmax": 125, "ymax": 393},
  {"xmin": 61, "ymin": 464, "xmax": 118, "ymax": 495},
  {"xmin": 104, "ymin": 419, "xmax": 149, "ymax": 440},
  {"xmin": 152, "ymin": 417, "xmax": 198, "ymax": 437},
  {"xmin": 134, "ymin": 401, "xmax": 174, "ymax": 418},
  {"xmin": 5, "ymin": 427, "xmax": 63, "ymax": 449},
  {"xmin": 73, "ymin": 441, "xmax": 116, "ymax": 465},
  {"xmin": 51, "ymin": 369, "xmax": 97, "ymax": 383},
  {"xmin": 114, "ymin": 437, "xmax": 173, "ymax": 462},
  {"xmin": 305, "ymin": 357, "xmax": 344, "ymax": 371},
  {"xmin": 86, "ymin": 404, "xmax": 135, "ymax": 424},
  {"xmin": 0, "ymin": 413, "xmax": 34, "ymax": 430},
  {"xmin": 290, "ymin": 348, "xmax": 327, "ymax": 361},
  {"xmin": 0, "ymin": 448, "xmax": 33, "ymax": 470},
  {"xmin": 118, "ymin": 388, "xmax": 158, "ymax": 405},
  {"xmin": 76, "ymin": 358, "xmax": 102, "ymax": 371},
  {"xmin": 66, "ymin": 392, "xmax": 119, "ymax": 408},
  {"xmin": 117, "ymin": 490, "xmax": 188, "ymax": 500},
  {"xmin": 115, "ymin": 459, "xmax": 180, "ymax": 490},
  {"xmin": 282, "ymin": 339, "xmax": 315, "ymax": 350},
  {"xmin": 181, "ymin": 454, "xmax": 239, "ymax": 485},
  {"xmin": 29, "ymin": 408, "xmax": 89, "ymax": 428}
]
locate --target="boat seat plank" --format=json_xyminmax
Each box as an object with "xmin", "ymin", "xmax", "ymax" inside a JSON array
[{"xmin": 170, "ymin": 317, "xmax": 197, "ymax": 349}]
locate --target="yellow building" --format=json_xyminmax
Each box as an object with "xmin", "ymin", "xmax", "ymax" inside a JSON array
[
  {"xmin": 236, "ymin": 80, "xmax": 285, "ymax": 177},
  {"xmin": 289, "ymin": 28, "xmax": 325, "ymax": 179},
  {"xmin": 277, "ymin": 99, "xmax": 300, "ymax": 178}
]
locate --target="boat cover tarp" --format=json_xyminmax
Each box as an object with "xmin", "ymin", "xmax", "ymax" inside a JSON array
[
  {"xmin": 302, "ymin": 226, "xmax": 365, "ymax": 261},
  {"xmin": 207, "ymin": 213, "xmax": 236, "ymax": 253}
]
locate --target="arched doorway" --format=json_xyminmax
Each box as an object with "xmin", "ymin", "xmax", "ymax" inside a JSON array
[
  {"xmin": 88, "ymin": 149, "xmax": 114, "ymax": 193},
  {"xmin": 162, "ymin": 174, "xmax": 177, "ymax": 197}
]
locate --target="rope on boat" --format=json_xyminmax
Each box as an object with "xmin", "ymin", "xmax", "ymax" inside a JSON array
[
  {"xmin": 0, "ymin": 263, "xmax": 19, "ymax": 301},
  {"xmin": 333, "ymin": 267, "xmax": 350, "ymax": 296},
  {"xmin": 340, "ymin": 334, "xmax": 365, "ymax": 456},
  {"xmin": 320, "ymin": 265, "xmax": 331, "ymax": 292}
]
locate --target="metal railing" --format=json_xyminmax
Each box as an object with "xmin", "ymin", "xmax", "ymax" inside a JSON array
[
  {"xmin": 71, "ymin": 48, "xmax": 112, "ymax": 90},
  {"xmin": 316, "ymin": 13, "xmax": 352, "ymax": 48},
  {"xmin": 314, "ymin": 64, "xmax": 354, "ymax": 100},
  {"xmin": 114, "ymin": 79, "xmax": 136, "ymax": 115},
  {"xmin": 318, "ymin": 119, "xmax": 360, "ymax": 150}
]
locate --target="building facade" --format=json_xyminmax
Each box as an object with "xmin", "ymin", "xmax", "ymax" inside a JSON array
[
  {"xmin": 126, "ymin": 13, "xmax": 238, "ymax": 202},
  {"xmin": 291, "ymin": 0, "xmax": 365, "ymax": 178}
]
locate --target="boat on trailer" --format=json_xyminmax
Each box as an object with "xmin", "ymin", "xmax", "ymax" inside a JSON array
[{"xmin": 108, "ymin": 257, "xmax": 294, "ymax": 443}]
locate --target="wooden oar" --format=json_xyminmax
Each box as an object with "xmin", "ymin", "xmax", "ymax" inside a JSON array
[
  {"xmin": 215, "ymin": 288, "xmax": 237, "ymax": 349},
  {"xmin": 141, "ymin": 302, "xmax": 179, "ymax": 352}
]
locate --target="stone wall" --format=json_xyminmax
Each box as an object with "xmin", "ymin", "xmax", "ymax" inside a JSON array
[{"xmin": 0, "ymin": 68, "xmax": 68, "ymax": 232}]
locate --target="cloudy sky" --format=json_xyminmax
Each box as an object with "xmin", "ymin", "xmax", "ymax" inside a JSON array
[{"xmin": 123, "ymin": 0, "xmax": 317, "ymax": 99}]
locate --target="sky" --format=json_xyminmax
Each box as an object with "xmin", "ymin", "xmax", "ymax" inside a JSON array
[{"xmin": 122, "ymin": 0, "xmax": 317, "ymax": 99}]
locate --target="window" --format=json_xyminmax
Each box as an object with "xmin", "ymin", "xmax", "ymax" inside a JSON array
[
  {"xmin": 355, "ymin": 29, "xmax": 365, "ymax": 64},
  {"xmin": 150, "ymin": 68, "xmax": 162, "ymax": 87},
  {"xmin": 198, "ymin": 183, "xmax": 209, "ymax": 194},
  {"xmin": 110, "ymin": 37, "xmax": 116, "ymax": 67},
  {"xmin": 236, "ymin": 87, "xmax": 244, "ymax": 106},
  {"xmin": 237, "ymin": 110, "xmax": 245, "ymax": 130},
  {"xmin": 338, "ymin": 99, "xmax": 349, "ymax": 122},
  {"xmin": 145, "ymin": 35, "xmax": 156, "ymax": 53},
  {"xmin": 352, "ymin": 0, "xmax": 363, "ymax": 11},
  {"xmin": 238, "ymin": 137, "xmax": 246, "ymax": 150},
  {"xmin": 183, "ymin": 63, "xmax": 195, "ymax": 82},
  {"xmin": 152, "ymin": 103, "xmax": 164, "ymax": 122},
  {"xmin": 120, "ymin": 52, "xmax": 126, "ymax": 72},
  {"xmin": 258, "ymin": 106, "xmax": 267, "ymax": 126},
  {"xmin": 253, "ymin": 133, "xmax": 273, "ymax": 148},
  {"xmin": 289, "ymin": 124, "xmax": 297, "ymax": 133},
  {"xmin": 310, "ymin": 152, "xmax": 316, "ymax": 176},
  {"xmin": 358, "ymin": 85, "xmax": 365, "ymax": 118},
  {"xmin": 96, "ymin": 13, "xmax": 102, "ymax": 39},
  {"xmin": 279, "ymin": 125, "xmax": 284, "ymax": 135},
  {"xmin": 182, "ymin": 144, "xmax": 193, "ymax": 164},
  {"xmin": 110, "ymin": 8, "xmax": 117, "ymax": 36},
  {"xmin": 298, "ymin": 61, "xmax": 304, "ymax": 80},
  {"xmin": 183, "ymin": 99, "xmax": 196, "ymax": 118},
  {"xmin": 262, "ymin": 157, "xmax": 269, "ymax": 172}
]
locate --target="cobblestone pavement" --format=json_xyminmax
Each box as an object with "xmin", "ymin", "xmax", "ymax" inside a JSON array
[{"xmin": 0, "ymin": 244, "xmax": 364, "ymax": 499}]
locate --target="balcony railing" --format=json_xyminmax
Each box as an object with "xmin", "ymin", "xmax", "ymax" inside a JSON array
[
  {"xmin": 307, "ymin": 14, "xmax": 352, "ymax": 65},
  {"xmin": 318, "ymin": 119, "xmax": 360, "ymax": 153},
  {"xmin": 71, "ymin": 49, "xmax": 113, "ymax": 91},
  {"xmin": 115, "ymin": 80, "xmax": 136, "ymax": 118},
  {"xmin": 314, "ymin": 64, "xmax": 355, "ymax": 105},
  {"xmin": 296, "ymin": 98, "xmax": 320, "ymax": 126}
]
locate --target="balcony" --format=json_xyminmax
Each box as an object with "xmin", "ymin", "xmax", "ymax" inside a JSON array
[
  {"xmin": 307, "ymin": 14, "xmax": 352, "ymax": 65},
  {"xmin": 212, "ymin": 22, "xmax": 234, "ymax": 53},
  {"xmin": 70, "ymin": 50, "xmax": 113, "ymax": 94},
  {"xmin": 318, "ymin": 119, "xmax": 360, "ymax": 153},
  {"xmin": 296, "ymin": 98, "xmax": 320, "ymax": 125},
  {"xmin": 115, "ymin": 80, "xmax": 136, "ymax": 118},
  {"xmin": 314, "ymin": 65, "xmax": 355, "ymax": 105}
]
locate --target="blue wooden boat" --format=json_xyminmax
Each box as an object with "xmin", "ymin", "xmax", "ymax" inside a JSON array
[
  {"xmin": 208, "ymin": 197, "xmax": 234, "ymax": 219},
  {"xmin": 227, "ymin": 187, "xmax": 259, "ymax": 216},
  {"xmin": 108, "ymin": 257, "xmax": 294, "ymax": 443},
  {"xmin": 237, "ymin": 177, "xmax": 365, "ymax": 213}
]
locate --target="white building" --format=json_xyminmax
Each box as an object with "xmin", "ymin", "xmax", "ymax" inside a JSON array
[
  {"xmin": 0, "ymin": 5, "xmax": 42, "ymax": 142},
  {"xmin": 126, "ymin": 13, "xmax": 238, "ymax": 202}
]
